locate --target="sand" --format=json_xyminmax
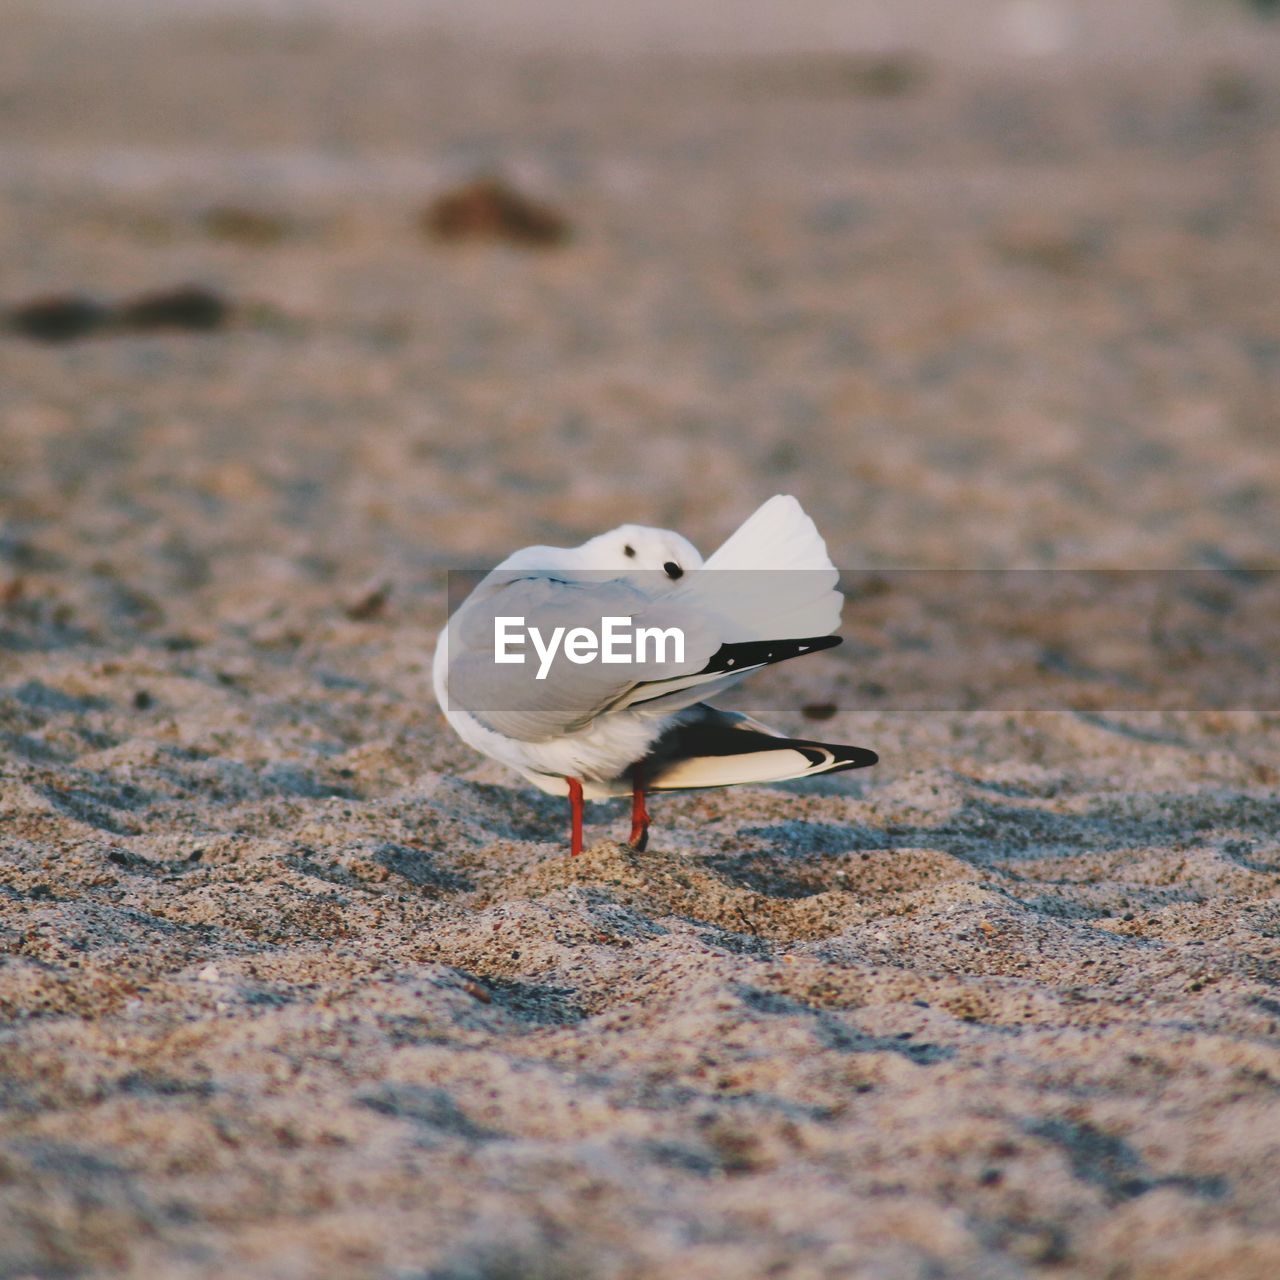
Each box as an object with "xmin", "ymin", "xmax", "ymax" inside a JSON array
[{"xmin": 2, "ymin": 4, "xmax": 1279, "ymax": 1277}]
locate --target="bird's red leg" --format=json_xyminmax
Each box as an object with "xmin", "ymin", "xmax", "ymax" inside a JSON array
[
  {"xmin": 567, "ymin": 776, "xmax": 585, "ymax": 856},
  {"xmin": 629, "ymin": 770, "xmax": 650, "ymax": 852}
]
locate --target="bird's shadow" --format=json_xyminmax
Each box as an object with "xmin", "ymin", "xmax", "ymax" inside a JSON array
[
  {"xmin": 440, "ymin": 778, "xmax": 635, "ymax": 844},
  {"xmin": 705, "ymin": 787, "xmax": 1280, "ymax": 913},
  {"xmin": 434, "ymin": 776, "xmax": 1280, "ymax": 928}
]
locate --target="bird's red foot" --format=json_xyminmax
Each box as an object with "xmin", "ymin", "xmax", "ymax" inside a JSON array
[
  {"xmin": 629, "ymin": 774, "xmax": 649, "ymax": 851},
  {"xmin": 567, "ymin": 776, "xmax": 584, "ymax": 856}
]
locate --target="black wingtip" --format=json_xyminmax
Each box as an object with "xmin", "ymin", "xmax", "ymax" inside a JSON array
[
  {"xmin": 790, "ymin": 740, "xmax": 878, "ymax": 772},
  {"xmin": 700, "ymin": 633, "xmax": 842, "ymax": 677},
  {"xmin": 827, "ymin": 744, "xmax": 879, "ymax": 771}
]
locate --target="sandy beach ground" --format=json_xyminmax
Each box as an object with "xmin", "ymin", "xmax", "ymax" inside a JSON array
[{"xmin": 2, "ymin": 3, "xmax": 1280, "ymax": 1277}]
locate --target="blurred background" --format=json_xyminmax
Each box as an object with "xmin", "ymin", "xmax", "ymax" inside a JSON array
[{"xmin": 2, "ymin": 0, "xmax": 1279, "ymax": 647}]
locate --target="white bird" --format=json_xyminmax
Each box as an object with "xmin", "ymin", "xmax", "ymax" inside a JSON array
[{"xmin": 433, "ymin": 494, "xmax": 877, "ymax": 854}]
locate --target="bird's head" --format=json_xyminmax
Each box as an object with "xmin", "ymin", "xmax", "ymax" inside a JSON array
[{"xmin": 576, "ymin": 523, "xmax": 704, "ymax": 580}]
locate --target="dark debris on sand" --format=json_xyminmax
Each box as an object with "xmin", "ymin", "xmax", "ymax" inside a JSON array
[
  {"xmin": 4, "ymin": 285, "xmax": 231, "ymax": 342},
  {"xmin": 422, "ymin": 177, "xmax": 571, "ymax": 248},
  {"xmin": 115, "ymin": 285, "xmax": 230, "ymax": 332},
  {"xmin": 6, "ymin": 294, "xmax": 113, "ymax": 343}
]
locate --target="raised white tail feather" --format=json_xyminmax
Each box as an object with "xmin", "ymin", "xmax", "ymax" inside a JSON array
[
  {"xmin": 681, "ymin": 494, "xmax": 841, "ymax": 641},
  {"xmin": 704, "ymin": 495, "xmax": 830, "ymax": 570}
]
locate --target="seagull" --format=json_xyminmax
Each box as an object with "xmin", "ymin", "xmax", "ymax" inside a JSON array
[{"xmin": 433, "ymin": 495, "xmax": 877, "ymax": 854}]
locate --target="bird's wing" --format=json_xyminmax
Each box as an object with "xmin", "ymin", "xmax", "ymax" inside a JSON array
[
  {"xmin": 634, "ymin": 704, "xmax": 878, "ymax": 790},
  {"xmin": 442, "ymin": 570, "xmax": 724, "ymax": 743},
  {"xmin": 600, "ymin": 634, "xmax": 841, "ymax": 715}
]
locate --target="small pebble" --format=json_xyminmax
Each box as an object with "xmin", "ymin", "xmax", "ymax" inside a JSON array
[
  {"xmin": 344, "ymin": 583, "xmax": 390, "ymax": 621},
  {"xmin": 801, "ymin": 702, "xmax": 839, "ymax": 721}
]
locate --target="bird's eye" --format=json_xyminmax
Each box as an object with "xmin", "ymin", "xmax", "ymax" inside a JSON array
[
  {"xmin": 624, "ymin": 544, "xmax": 636, "ymax": 558},
  {"xmin": 664, "ymin": 561, "xmax": 683, "ymax": 579}
]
